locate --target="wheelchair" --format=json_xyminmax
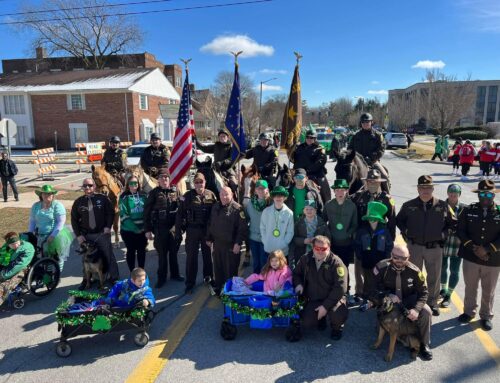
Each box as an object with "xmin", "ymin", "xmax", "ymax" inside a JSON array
[{"xmin": 6, "ymin": 232, "xmax": 61, "ymax": 309}]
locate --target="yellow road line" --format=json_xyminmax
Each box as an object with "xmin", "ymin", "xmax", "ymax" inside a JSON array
[
  {"xmin": 125, "ymin": 288, "xmax": 210, "ymax": 383},
  {"xmin": 396, "ymin": 235, "xmax": 500, "ymax": 367}
]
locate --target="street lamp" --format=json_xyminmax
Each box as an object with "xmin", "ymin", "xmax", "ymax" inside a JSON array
[{"xmin": 258, "ymin": 77, "xmax": 277, "ymax": 135}]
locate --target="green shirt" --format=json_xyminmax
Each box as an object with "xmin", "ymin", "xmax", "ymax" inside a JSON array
[
  {"xmin": 119, "ymin": 192, "xmax": 147, "ymax": 233},
  {"xmin": 292, "ymin": 187, "xmax": 307, "ymax": 220}
]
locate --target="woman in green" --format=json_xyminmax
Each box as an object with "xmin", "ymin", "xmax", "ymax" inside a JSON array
[
  {"xmin": 28, "ymin": 185, "xmax": 73, "ymax": 271},
  {"xmin": 119, "ymin": 176, "xmax": 148, "ymax": 271},
  {"xmin": 431, "ymin": 136, "xmax": 444, "ymax": 161}
]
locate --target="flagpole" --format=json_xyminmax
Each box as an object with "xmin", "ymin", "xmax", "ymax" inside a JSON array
[{"xmin": 230, "ymin": 51, "xmax": 243, "ymax": 202}]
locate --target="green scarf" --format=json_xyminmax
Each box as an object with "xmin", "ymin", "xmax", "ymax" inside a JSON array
[{"xmin": 251, "ymin": 196, "xmax": 269, "ymax": 212}]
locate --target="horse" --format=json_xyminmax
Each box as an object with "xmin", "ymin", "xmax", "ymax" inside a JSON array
[
  {"xmin": 276, "ymin": 164, "xmax": 293, "ymax": 188},
  {"xmin": 240, "ymin": 163, "xmax": 260, "ymax": 200},
  {"xmin": 195, "ymin": 157, "xmax": 227, "ymax": 197},
  {"xmin": 91, "ymin": 164, "xmax": 121, "ymax": 245},
  {"xmin": 124, "ymin": 165, "xmax": 189, "ymax": 198},
  {"xmin": 333, "ymin": 150, "xmax": 370, "ymax": 195}
]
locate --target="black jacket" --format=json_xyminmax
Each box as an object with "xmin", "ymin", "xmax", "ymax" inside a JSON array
[
  {"xmin": 0, "ymin": 158, "xmax": 18, "ymax": 177},
  {"xmin": 351, "ymin": 190, "xmax": 397, "ymax": 239},
  {"xmin": 71, "ymin": 193, "xmax": 114, "ymax": 236},
  {"xmin": 291, "ymin": 142, "xmax": 327, "ymax": 178},
  {"xmin": 140, "ymin": 145, "xmax": 170, "ymax": 176},
  {"xmin": 101, "ymin": 148, "xmax": 126, "ymax": 174},
  {"xmin": 348, "ymin": 128, "xmax": 385, "ymax": 163},
  {"xmin": 244, "ymin": 145, "xmax": 278, "ymax": 177},
  {"xmin": 143, "ymin": 187, "xmax": 178, "ymax": 232},
  {"xmin": 197, "ymin": 140, "xmax": 234, "ymax": 173}
]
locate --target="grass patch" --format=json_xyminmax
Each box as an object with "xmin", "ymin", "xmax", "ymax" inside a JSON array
[
  {"xmin": 395, "ymin": 143, "xmax": 435, "ymax": 159},
  {"xmin": 0, "ymin": 208, "xmax": 31, "ymax": 246},
  {"xmin": 56, "ymin": 190, "xmax": 84, "ymax": 201}
]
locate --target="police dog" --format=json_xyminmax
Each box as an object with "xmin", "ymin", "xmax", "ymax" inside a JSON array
[
  {"xmin": 371, "ymin": 296, "xmax": 420, "ymax": 362},
  {"xmin": 77, "ymin": 241, "xmax": 105, "ymax": 290}
]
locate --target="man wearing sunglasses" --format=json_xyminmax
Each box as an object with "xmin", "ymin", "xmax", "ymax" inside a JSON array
[
  {"xmin": 368, "ymin": 244, "xmax": 433, "ymax": 361},
  {"xmin": 457, "ymin": 180, "xmax": 500, "ymax": 331},
  {"xmin": 140, "ymin": 133, "xmax": 171, "ymax": 178},
  {"xmin": 292, "ymin": 235, "xmax": 349, "ymax": 341},
  {"xmin": 290, "ymin": 127, "xmax": 331, "ymax": 203},
  {"xmin": 175, "ymin": 172, "xmax": 217, "ymax": 294},
  {"xmin": 71, "ymin": 178, "xmax": 119, "ymax": 290}
]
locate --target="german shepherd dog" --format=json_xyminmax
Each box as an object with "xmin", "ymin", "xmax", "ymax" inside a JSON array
[
  {"xmin": 371, "ymin": 296, "xmax": 420, "ymax": 362},
  {"xmin": 77, "ymin": 241, "xmax": 106, "ymax": 290}
]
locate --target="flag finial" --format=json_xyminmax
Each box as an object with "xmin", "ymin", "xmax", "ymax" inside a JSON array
[
  {"xmin": 294, "ymin": 51, "xmax": 303, "ymax": 65},
  {"xmin": 180, "ymin": 58, "xmax": 192, "ymax": 71},
  {"xmin": 230, "ymin": 51, "xmax": 243, "ymax": 65}
]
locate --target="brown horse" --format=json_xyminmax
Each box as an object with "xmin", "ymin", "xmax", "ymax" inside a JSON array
[
  {"xmin": 91, "ymin": 164, "xmax": 121, "ymax": 244},
  {"xmin": 240, "ymin": 163, "xmax": 260, "ymax": 200},
  {"xmin": 125, "ymin": 165, "xmax": 189, "ymax": 198}
]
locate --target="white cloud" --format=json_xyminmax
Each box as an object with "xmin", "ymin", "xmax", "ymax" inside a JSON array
[
  {"xmin": 371, "ymin": 80, "xmax": 380, "ymax": 85},
  {"xmin": 367, "ymin": 90, "xmax": 388, "ymax": 95},
  {"xmin": 260, "ymin": 69, "xmax": 287, "ymax": 75},
  {"xmin": 459, "ymin": 0, "xmax": 500, "ymax": 32},
  {"xmin": 200, "ymin": 35, "xmax": 274, "ymax": 58},
  {"xmin": 411, "ymin": 60, "xmax": 446, "ymax": 69},
  {"xmin": 256, "ymin": 84, "xmax": 283, "ymax": 92}
]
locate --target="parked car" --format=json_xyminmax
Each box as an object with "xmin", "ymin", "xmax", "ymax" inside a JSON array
[{"xmin": 384, "ymin": 132, "xmax": 408, "ymax": 149}]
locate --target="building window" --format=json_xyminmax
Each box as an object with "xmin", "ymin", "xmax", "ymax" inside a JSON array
[
  {"xmin": 476, "ymin": 86, "xmax": 487, "ymax": 122},
  {"xmin": 139, "ymin": 94, "xmax": 148, "ymax": 110},
  {"xmin": 175, "ymin": 77, "xmax": 181, "ymax": 88},
  {"xmin": 486, "ymin": 86, "xmax": 498, "ymax": 123},
  {"xmin": 167, "ymin": 76, "xmax": 173, "ymax": 85},
  {"xmin": 3, "ymin": 95, "xmax": 26, "ymax": 114},
  {"xmin": 67, "ymin": 94, "xmax": 85, "ymax": 110},
  {"xmin": 169, "ymin": 99, "xmax": 177, "ymax": 105},
  {"xmin": 15, "ymin": 126, "xmax": 29, "ymax": 146}
]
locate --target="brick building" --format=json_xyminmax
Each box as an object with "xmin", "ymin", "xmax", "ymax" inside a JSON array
[{"xmin": 0, "ymin": 68, "xmax": 180, "ymax": 149}]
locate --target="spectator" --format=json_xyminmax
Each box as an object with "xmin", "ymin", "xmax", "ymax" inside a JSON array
[
  {"xmin": 459, "ymin": 140, "xmax": 476, "ymax": 181},
  {"xmin": 478, "ymin": 141, "xmax": 496, "ymax": 179},
  {"xmin": 0, "ymin": 152, "xmax": 19, "ymax": 202},
  {"xmin": 450, "ymin": 139, "xmax": 462, "ymax": 176}
]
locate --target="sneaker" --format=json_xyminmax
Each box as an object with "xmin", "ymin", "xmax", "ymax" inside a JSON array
[
  {"xmin": 330, "ymin": 328, "xmax": 343, "ymax": 341},
  {"xmin": 441, "ymin": 295, "xmax": 451, "ymax": 308},
  {"xmin": 431, "ymin": 306, "xmax": 440, "ymax": 316},
  {"xmin": 15, "ymin": 197, "xmax": 19, "ymax": 201},
  {"xmin": 481, "ymin": 319, "xmax": 493, "ymax": 331},
  {"xmin": 419, "ymin": 344, "xmax": 433, "ymax": 361},
  {"xmin": 347, "ymin": 294, "xmax": 356, "ymax": 307},
  {"xmin": 458, "ymin": 313, "xmax": 474, "ymax": 323}
]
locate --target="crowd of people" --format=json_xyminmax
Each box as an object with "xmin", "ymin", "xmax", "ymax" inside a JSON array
[{"xmin": 0, "ymin": 115, "xmax": 499, "ymax": 364}]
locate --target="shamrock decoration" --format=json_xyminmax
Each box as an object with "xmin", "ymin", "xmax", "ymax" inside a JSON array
[{"xmin": 92, "ymin": 315, "xmax": 112, "ymax": 331}]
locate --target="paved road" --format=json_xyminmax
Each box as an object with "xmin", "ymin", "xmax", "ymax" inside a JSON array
[{"xmin": 1, "ymin": 152, "xmax": 499, "ymax": 383}]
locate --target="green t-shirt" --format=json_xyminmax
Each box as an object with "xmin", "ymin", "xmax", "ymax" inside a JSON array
[{"xmin": 293, "ymin": 187, "xmax": 307, "ymax": 220}]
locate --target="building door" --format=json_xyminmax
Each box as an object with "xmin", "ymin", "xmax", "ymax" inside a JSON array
[{"xmin": 69, "ymin": 123, "xmax": 88, "ymax": 147}]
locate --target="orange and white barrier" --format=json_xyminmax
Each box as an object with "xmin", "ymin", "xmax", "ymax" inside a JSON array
[
  {"xmin": 33, "ymin": 156, "xmax": 56, "ymax": 164},
  {"xmin": 32, "ymin": 147, "xmax": 54, "ymax": 156},
  {"xmin": 37, "ymin": 165, "xmax": 57, "ymax": 174},
  {"xmin": 31, "ymin": 147, "xmax": 57, "ymax": 179}
]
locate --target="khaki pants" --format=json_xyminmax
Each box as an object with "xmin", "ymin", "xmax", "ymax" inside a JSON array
[
  {"xmin": 416, "ymin": 304, "xmax": 433, "ymax": 345},
  {"xmin": 462, "ymin": 259, "xmax": 500, "ymax": 320},
  {"xmin": 408, "ymin": 243, "xmax": 443, "ymax": 307}
]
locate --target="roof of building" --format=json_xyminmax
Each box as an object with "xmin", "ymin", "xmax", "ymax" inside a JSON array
[{"xmin": 0, "ymin": 67, "xmax": 180, "ymax": 100}]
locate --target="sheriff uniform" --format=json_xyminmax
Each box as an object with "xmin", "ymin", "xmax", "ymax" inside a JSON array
[
  {"xmin": 101, "ymin": 147, "xmax": 127, "ymax": 175},
  {"xmin": 244, "ymin": 136, "xmax": 278, "ymax": 188},
  {"xmin": 140, "ymin": 139, "xmax": 170, "ymax": 177}
]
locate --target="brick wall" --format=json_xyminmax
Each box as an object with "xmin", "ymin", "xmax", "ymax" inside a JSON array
[{"xmin": 30, "ymin": 92, "xmax": 170, "ymax": 149}]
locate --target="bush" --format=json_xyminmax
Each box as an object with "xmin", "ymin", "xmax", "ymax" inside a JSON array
[{"xmin": 451, "ymin": 130, "xmax": 488, "ymax": 140}]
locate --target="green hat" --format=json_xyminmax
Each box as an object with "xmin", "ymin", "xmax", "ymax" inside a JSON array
[
  {"xmin": 331, "ymin": 179, "xmax": 349, "ymax": 189},
  {"xmin": 270, "ymin": 185, "xmax": 289, "ymax": 198},
  {"xmin": 304, "ymin": 200, "xmax": 317, "ymax": 209},
  {"xmin": 447, "ymin": 183, "xmax": 462, "ymax": 195},
  {"xmin": 255, "ymin": 179, "xmax": 268, "ymax": 189},
  {"xmin": 35, "ymin": 184, "xmax": 58, "ymax": 196},
  {"xmin": 362, "ymin": 201, "xmax": 388, "ymax": 223}
]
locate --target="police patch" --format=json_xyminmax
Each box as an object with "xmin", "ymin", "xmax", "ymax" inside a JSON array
[
  {"xmin": 240, "ymin": 211, "xmax": 246, "ymax": 219},
  {"xmin": 337, "ymin": 267, "xmax": 345, "ymax": 277},
  {"xmin": 418, "ymin": 272, "xmax": 425, "ymax": 282},
  {"xmin": 389, "ymin": 198, "xmax": 395, "ymax": 206}
]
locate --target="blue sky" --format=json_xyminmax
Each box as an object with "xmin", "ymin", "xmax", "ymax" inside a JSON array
[{"xmin": 1, "ymin": 0, "xmax": 500, "ymax": 106}]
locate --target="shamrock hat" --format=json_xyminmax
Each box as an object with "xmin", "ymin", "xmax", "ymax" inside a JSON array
[
  {"xmin": 35, "ymin": 184, "xmax": 58, "ymax": 196},
  {"xmin": 331, "ymin": 179, "xmax": 349, "ymax": 189},
  {"xmin": 362, "ymin": 201, "xmax": 388, "ymax": 223},
  {"xmin": 255, "ymin": 179, "xmax": 268, "ymax": 189},
  {"xmin": 270, "ymin": 185, "xmax": 289, "ymax": 198}
]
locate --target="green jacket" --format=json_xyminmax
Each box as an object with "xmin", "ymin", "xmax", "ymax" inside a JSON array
[
  {"xmin": 323, "ymin": 198, "xmax": 358, "ymax": 246},
  {"xmin": 119, "ymin": 191, "xmax": 147, "ymax": 233},
  {"xmin": 0, "ymin": 241, "xmax": 35, "ymax": 281}
]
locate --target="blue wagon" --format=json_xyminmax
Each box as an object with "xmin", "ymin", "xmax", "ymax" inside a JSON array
[{"xmin": 220, "ymin": 279, "xmax": 301, "ymax": 341}]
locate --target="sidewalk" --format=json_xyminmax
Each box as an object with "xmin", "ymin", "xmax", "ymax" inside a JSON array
[{"xmin": 1, "ymin": 191, "xmax": 76, "ymax": 210}]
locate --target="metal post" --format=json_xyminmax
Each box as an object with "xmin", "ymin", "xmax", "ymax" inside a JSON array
[
  {"xmin": 6, "ymin": 119, "xmax": 11, "ymax": 156},
  {"xmin": 258, "ymin": 77, "xmax": 277, "ymax": 136},
  {"xmin": 54, "ymin": 131, "xmax": 58, "ymax": 155},
  {"xmin": 124, "ymin": 93, "xmax": 130, "ymax": 142}
]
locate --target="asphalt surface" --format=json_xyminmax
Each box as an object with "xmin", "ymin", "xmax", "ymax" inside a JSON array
[{"xmin": 1, "ymin": 151, "xmax": 499, "ymax": 383}]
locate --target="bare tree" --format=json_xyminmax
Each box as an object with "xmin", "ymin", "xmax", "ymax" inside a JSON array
[
  {"xmin": 388, "ymin": 93, "xmax": 414, "ymax": 131},
  {"xmin": 261, "ymin": 94, "xmax": 287, "ymax": 131},
  {"xmin": 421, "ymin": 70, "xmax": 476, "ymax": 135},
  {"xmin": 329, "ymin": 97, "xmax": 353, "ymax": 126},
  {"xmin": 17, "ymin": 0, "xmax": 143, "ymax": 69},
  {"xmin": 210, "ymin": 70, "xmax": 259, "ymax": 138}
]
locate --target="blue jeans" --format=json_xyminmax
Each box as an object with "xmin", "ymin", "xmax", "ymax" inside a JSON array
[{"xmin": 249, "ymin": 239, "xmax": 268, "ymax": 274}]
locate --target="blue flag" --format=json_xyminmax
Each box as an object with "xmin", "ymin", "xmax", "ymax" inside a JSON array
[{"xmin": 225, "ymin": 63, "xmax": 246, "ymax": 161}]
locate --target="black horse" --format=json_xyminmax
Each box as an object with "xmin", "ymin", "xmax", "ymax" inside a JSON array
[
  {"xmin": 195, "ymin": 157, "xmax": 222, "ymax": 197},
  {"xmin": 276, "ymin": 164, "xmax": 293, "ymax": 188}
]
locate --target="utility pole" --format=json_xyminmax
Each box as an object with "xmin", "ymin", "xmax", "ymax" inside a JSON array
[{"xmin": 258, "ymin": 77, "xmax": 277, "ymax": 135}]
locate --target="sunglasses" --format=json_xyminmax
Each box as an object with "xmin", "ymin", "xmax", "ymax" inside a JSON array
[
  {"xmin": 128, "ymin": 181, "xmax": 138, "ymax": 186},
  {"xmin": 313, "ymin": 246, "xmax": 329, "ymax": 252},
  {"xmin": 82, "ymin": 184, "xmax": 94, "ymax": 188},
  {"xmin": 294, "ymin": 175, "xmax": 306, "ymax": 180},
  {"xmin": 306, "ymin": 136, "xmax": 315, "ymax": 139},
  {"xmin": 479, "ymin": 192, "xmax": 494, "ymax": 198},
  {"xmin": 392, "ymin": 254, "xmax": 409, "ymax": 261}
]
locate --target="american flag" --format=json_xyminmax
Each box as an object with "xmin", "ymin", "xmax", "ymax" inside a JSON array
[{"xmin": 169, "ymin": 70, "xmax": 194, "ymax": 185}]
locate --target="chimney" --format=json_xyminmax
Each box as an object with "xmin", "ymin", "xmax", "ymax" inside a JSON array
[{"xmin": 35, "ymin": 47, "xmax": 47, "ymax": 59}]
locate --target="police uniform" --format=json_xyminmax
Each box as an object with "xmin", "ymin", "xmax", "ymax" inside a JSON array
[
  {"xmin": 176, "ymin": 187, "xmax": 217, "ymax": 290},
  {"xmin": 244, "ymin": 144, "xmax": 278, "ymax": 188},
  {"xmin": 292, "ymin": 251, "xmax": 349, "ymax": 332},
  {"xmin": 140, "ymin": 144, "xmax": 170, "ymax": 177},
  {"xmin": 291, "ymin": 142, "xmax": 331, "ymax": 202},
  {"xmin": 206, "ymin": 200, "xmax": 247, "ymax": 291},
  {"xmin": 396, "ymin": 192, "xmax": 447, "ymax": 309},
  {"xmin": 71, "ymin": 193, "xmax": 119, "ymax": 281},
  {"xmin": 458, "ymin": 202, "xmax": 500, "ymax": 322},
  {"xmin": 196, "ymin": 139, "xmax": 238, "ymax": 193},
  {"xmin": 143, "ymin": 186, "xmax": 181, "ymax": 286},
  {"xmin": 101, "ymin": 147, "xmax": 127, "ymax": 175},
  {"xmin": 370, "ymin": 259, "xmax": 432, "ymax": 346}
]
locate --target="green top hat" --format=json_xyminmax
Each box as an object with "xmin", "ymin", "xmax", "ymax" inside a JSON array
[
  {"xmin": 35, "ymin": 184, "xmax": 58, "ymax": 196},
  {"xmin": 362, "ymin": 201, "xmax": 388, "ymax": 223},
  {"xmin": 270, "ymin": 185, "xmax": 289, "ymax": 198},
  {"xmin": 331, "ymin": 179, "xmax": 349, "ymax": 189}
]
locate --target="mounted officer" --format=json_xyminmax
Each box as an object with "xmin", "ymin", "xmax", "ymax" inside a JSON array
[
  {"xmin": 140, "ymin": 133, "xmax": 170, "ymax": 179},
  {"xmin": 244, "ymin": 132, "xmax": 278, "ymax": 189},
  {"xmin": 291, "ymin": 127, "xmax": 331, "ymax": 203},
  {"xmin": 195, "ymin": 129, "xmax": 238, "ymax": 195},
  {"xmin": 347, "ymin": 113, "xmax": 389, "ymax": 191},
  {"xmin": 101, "ymin": 136, "xmax": 127, "ymax": 185}
]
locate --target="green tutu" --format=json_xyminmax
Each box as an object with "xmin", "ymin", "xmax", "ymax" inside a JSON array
[{"xmin": 42, "ymin": 227, "xmax": 74, "ymax": 268}]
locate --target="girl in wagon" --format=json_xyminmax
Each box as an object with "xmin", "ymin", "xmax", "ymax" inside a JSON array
[{"xmin": 245, "ymin": 250, "xmax": 292, "ymax": 295}]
